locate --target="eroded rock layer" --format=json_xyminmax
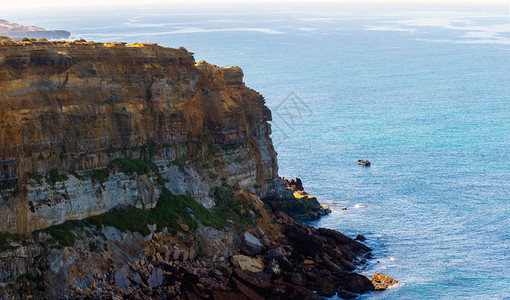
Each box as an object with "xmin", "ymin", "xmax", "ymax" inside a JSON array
[{"xmin": 0, "ymin": 41, "xmax": 280, "ymax": 233}]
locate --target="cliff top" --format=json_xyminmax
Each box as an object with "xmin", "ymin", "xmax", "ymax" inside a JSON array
[{"xmin": 1, "ymin": 40, "xmax": 166, "ymax": 49}]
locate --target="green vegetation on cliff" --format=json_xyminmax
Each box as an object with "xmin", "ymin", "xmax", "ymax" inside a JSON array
[
  {"xmin": 45, "ymin": 188, "xmax": 225, "ymax": 245},
  {"xmin": 109, "ymin": 158, "xmax": 155, "ymax": 175},
  {"xmin": 213, "ymin": 185, "xmax": 257, "ymax": 232}
]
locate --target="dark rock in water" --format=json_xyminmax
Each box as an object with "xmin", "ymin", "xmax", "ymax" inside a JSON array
[
  {"xmin": 371, "ymin": 272, "xmax": 398, "ymax": 290},
  {"xmin": 317, "ymin": 276, "xmax": 338, "ymax": 297},
  {"xmin": 343, "ymin": 273, "xmax": 375, "ymax": 294},
  {"xmin": 285, "ymin": 178, "xmax": 304, "ymax": 191},
  {"xmin": 355, "ymin": 234, "xmax": 367, "ymax": 242},
  {"xmin": 337, "ymin": 289, "xmax": 359, "ymax": 299}
]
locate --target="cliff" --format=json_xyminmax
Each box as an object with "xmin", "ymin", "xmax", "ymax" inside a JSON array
[
  {"xmin": 0, "ymin": 41, "xmax": 283, "ymax": 233},
  {"xmin": 0, "ymin": 41, "xmax": 395, "ymax": 299},
  {"xmin": 0, "ymin": 20, "xmax": 70, "ymax": 40}
]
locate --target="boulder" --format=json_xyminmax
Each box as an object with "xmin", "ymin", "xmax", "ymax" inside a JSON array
[
  {"xmin": 242, "ymin": 232, "xmax": 265, "ymax": 255},
  {"xmin": 284, "ymin": 272, "xmax": 303, "ymax": 286},
  {"xmin": 114, "ymin": 265, "xmax": 131, "ymax": 288},
  {"xmin": 173, "ymin": 250, "xmax": 183, "ymax": 260},
  {"xmin": 234, "ymin": 268, "xmax": 271, "ymax": 289},
  {"xmin": 317, "ymin": 276, "xmax": 337, "ymax": 297},
  {"xmin": 371, "ymin": 273, "xmax": 398, "ymax": 290},
  {"xmin": 231, "ymin": 255, "xmax": 264, "ymax": 273},
  {"xmin": 265, "ymin": 247, "xmax": 293, "ymax": 271},
  {"xmin": 265, "ymin": 260, "xmax": 282, "ymax": 276},
  {"xmin": 343, "ymin": 273, "xmax": 375, "ymax": 293},
  {"xmin": 189, "ymin": 248, "xmax": 196, "ymax": 260},
  {"xmin": 181, "ymin": 250, "xmax": 189, "ymax": 261},
  {"xmin": 147, "ymin": 268, "xmax": 163, "ymax": 288},
  {"xmin": 233, "ymin": 278, "xmax": 264, "ymax": 300},
  {"xmin": 133, "ymin": 273, "xmax": 143, "ymax": 285}
]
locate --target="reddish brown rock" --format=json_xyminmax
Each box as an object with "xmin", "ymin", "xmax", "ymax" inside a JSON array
[
  {"xmin": 233, "ymin": 268, "xmax": 271, "ymax": 289},
  {"xmin": 232, "ymin": 278, "xmax": 264, "ymax": 300}
]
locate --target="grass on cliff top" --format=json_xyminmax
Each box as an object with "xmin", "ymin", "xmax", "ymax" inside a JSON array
[{"xmin": 45, "ymin": 189, "xmax": 225, "ymax": 245}]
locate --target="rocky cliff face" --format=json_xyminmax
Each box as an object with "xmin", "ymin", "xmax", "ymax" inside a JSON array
[{"xmin": 0, "ymin": 41, "xmax": 283, "ymax": 234}]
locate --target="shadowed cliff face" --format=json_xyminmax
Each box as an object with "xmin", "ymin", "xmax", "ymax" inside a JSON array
[{"xmin": 0, "ymin": 41, "xmax": 279, "ymax": 233}]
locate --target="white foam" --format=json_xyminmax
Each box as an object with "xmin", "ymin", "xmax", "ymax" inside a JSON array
[{"xmin": 79, "ymin": 27, "xmax": 285, "ymax": 39}]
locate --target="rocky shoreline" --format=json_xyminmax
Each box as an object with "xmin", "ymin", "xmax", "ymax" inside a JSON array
[{"xmin": 1, "ymin": 188, "xmax": 396, "ymax": 299}]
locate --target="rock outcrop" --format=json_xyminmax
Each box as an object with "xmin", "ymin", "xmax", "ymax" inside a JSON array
[
  {"xmin": 0, "ymin": 20, "xmax": 70, "ymax": 40},
  {"xmin": 263, "ymin": 177, "xmax": 331, "ymax": 220}
]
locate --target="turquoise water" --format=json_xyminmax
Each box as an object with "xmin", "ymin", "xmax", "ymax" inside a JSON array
[{"xmin": 6, "ymin": 4, "xmax": 510, "ymax": 299}]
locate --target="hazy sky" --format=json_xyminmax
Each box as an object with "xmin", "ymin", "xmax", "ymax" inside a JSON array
[{"xmin": 4, "ymin": 0, "xmax": 508, "ymax": 11}]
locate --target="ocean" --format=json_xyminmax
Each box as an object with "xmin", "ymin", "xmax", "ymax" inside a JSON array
[{"xmin": 6, "ymin": 3, "xmax": 510, "ymax": 299}]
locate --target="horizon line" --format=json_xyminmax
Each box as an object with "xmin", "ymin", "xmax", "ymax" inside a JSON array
[{"xmin": 4, "ymin": 0, "xmax": 510, "ymax": 11}]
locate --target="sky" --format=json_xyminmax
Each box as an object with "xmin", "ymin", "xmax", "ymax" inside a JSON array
[{"xmin": 3, "ymin": 0, "xmax": 509, "ymax": 11}]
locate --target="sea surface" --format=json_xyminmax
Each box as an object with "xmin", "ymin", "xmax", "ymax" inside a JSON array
[{"xmin": 6, "ymin": 3, "xmax": 510, "ymax": 299}]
